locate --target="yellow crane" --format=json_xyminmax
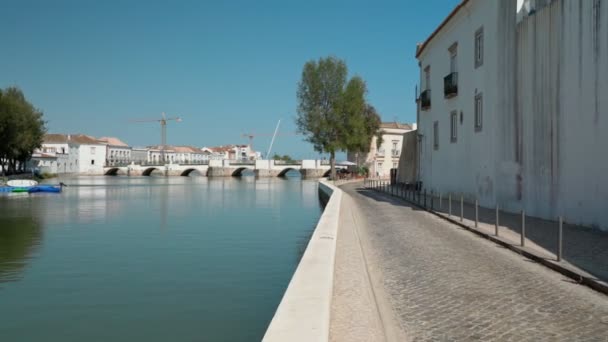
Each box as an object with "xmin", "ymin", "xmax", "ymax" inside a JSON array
[{"xmin": 131, "ymin": 112, "xmax": 182, "ymax": 163}]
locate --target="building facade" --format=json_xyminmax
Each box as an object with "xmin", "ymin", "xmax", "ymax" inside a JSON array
[
  {"xmin": 348, "ymin": 122, "xmax": 415, "ymax": 178},
  {"xmin": 98, "ymin": 137, "xmax": 131, "ymax": 166},
  {"xmin": 40, "ymin": 134, "xmax": 107, "ymax": 174},
  {"xmin": 415, "ymin": 0, "xmax": 608, "ymax": 230}
]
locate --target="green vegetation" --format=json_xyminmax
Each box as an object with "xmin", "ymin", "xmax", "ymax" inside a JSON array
[
  {"xmin": 295, "ymin": 56, "xmax": 380, "ymax": 180},
  {"xmin": 272, "ymin": 154, "xmax": 296, "ymax": 163},
  {"xmin": 0, "ymin": 87, "xmax": 46, "ymax": 175}
]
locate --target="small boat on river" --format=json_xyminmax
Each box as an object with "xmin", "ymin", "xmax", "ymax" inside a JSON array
[{"xmin": 0, "ymin": 180, "xmax": 64, "ymax": 194}]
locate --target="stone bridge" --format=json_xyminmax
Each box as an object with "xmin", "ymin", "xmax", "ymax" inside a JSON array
[{"xmin": 103, "ymin": 159, "xmax": 342, "ymax": 178}]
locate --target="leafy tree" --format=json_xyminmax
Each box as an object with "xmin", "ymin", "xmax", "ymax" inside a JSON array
[
  {"xmin": 296, "ymin": 56, "xmax": 379, "ymax": 179},
  {"xmin": 0, "ymin": 87, "xmax": 46, "ymax": 175},
  {"xmin": 272, "ymin": 154, "xmax": 295, "ymax": 163}
]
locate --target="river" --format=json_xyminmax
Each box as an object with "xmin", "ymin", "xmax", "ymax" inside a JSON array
[{"xmin": 0, "ymin": 174, "xmax": 322, "ymax": 341}]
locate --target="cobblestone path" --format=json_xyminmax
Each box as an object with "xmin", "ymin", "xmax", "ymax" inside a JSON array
[{"xmin": 341, "ymin": 183, "xmax": 608, "ymax": 342}]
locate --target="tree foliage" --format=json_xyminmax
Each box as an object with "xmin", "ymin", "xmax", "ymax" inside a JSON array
[
  {"xmin": 296, "ymin": 56, "xmax": 380, "ymax": 179},
  {"xmin": 0, "ymin": 87, "xmax": 46, "ymax": 175},
  {"xmin": 272, "ymin": 153, "xmax": 295, "ymax": 163}
]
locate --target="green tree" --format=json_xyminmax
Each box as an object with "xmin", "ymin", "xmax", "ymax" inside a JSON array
[
  {"xmin": 0, "ymin": 87, "xmax": 46, "ymax": 175},
  {"xmin": 296, "ymin": 56, "xmax": 378, "ymax": 180}
]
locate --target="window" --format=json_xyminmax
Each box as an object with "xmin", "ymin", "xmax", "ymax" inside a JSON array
[
  {"xmin": 424, "ymin": 66, "xmax": 431, "ymax": 90},
  {"xmin": 475, "ymin": 27, "xmax": 484, "ymax": 68},
  {"xmin": 433, "ymin": 121, "xmax": 439, "ymax": 150},
  {"xmin": 450, "ymin": 111, "xmax": 458, "ymax": 143},
  {"xmin": 475, "ymin": 93, "xmax": 483, "ymax": 131},
  {"xmin": 91, "ymin": 146, "xmax": 96, "ymax": 155},
  {"xmin": 378, "ymin": 162, "xmax": 383, "ymax": 169},
  {"xmin": 393, "ymin": 162, "xmax": 398, "ymax": 169},
  {"xmin": 91, "ymin": 159, "xmax": 95, "ymax": 165},
  {"xmin": 449, "ymin": 43, "xmax": 458, "ymax": 73}
]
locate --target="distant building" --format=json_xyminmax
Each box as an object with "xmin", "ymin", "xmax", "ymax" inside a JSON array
[
  {"xmin": 206, "ymin": 145, "xmax": 259, "ymax": 161},
  {"xmin": 98, "ymin": 137, "xmax": 131, "ymax": 166},
  {"xmin": 348, "ymin": 122, "xmax": 415, "ymax": 177},
  {"xmin": 147, "ymin": 146, "xmax": 176, "ymax": 164},
  {"xmin": 173, "ymin": 146, "xmax": 206, "ymax": 164},
  {"xmin": 131, "ymin": 147, "xmax": 149, "ymax": 164},
  {"xmin": 41, "ymin": 134, "xmax": 107, "ymax": 174}
]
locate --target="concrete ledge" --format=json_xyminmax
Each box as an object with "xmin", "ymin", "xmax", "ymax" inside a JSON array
[{"xmin": 263, "ymin": 179, "xmax": 342, "ymax": 342}]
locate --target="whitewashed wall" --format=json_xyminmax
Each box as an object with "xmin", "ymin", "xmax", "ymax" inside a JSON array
[
  {"xmin": 417, "ymin": 0, "xmax": 514, "ymax": 204},
  {"xmin": 78, "ymin": 144, "xmax": 107, "ymax": 174},
  {"xmin": 417, "ymin": 0, "xmax": 608, "ymax": 230},
  {"xmin": 516, "ymin": 0, "xmax": 608, "ymax": 229}
]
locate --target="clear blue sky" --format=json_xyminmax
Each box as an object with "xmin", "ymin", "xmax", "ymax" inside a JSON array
[{"xmin": 1, "ymin": 0, "xmax": 458, "ymax": 159}]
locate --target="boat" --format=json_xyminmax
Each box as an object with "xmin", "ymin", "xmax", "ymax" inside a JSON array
[
  {"xmin": 7, "ymin": 179, "xmax": 38, "ymax": 187},
  {"xmin": 0, "ymin": 181, "xmax": 63, "ymax": 194},
  {"xmin": 27, "ymin": 185, "xmax": 62, "ymax": 193}
]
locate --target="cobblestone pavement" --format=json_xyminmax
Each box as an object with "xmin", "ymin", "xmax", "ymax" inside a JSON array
[{"xmin": 341, "ymin": 183, "xmax": 608, "ymax": 342}]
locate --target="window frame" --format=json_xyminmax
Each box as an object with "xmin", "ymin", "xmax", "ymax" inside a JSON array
[
  {"xmin": 450, "ymin": 111, "xmax": 458, "ymax": 143},
  {"xmin": 449, "ymin": 42, "xmax": 458, "ymax": 73},
  {"xmin": 475, "ymin": 27, "xmax": 484, "ymax": 68},
  {"xmin": 475, "ymin": 93, "xmax": 483, "ymax": 132},
  {"xmin": 433, "ymin": 121, "xmax": 439, "ymax": 150}
]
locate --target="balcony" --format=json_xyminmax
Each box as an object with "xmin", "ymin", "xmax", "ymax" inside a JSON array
[
  {"xmin": 420, "ymin": 89, "xmax": 431, "ymax": 110},
  {"xmin": 444, "ymin": 72, "xmax": 458, "ymax": 98},
  {"xmin": 376, "ymin": 149, "xmax": 385, "ymax": 157},
  {"xmin": 391, "ymin": 149, "xmax": 401, "ymax": 157}
]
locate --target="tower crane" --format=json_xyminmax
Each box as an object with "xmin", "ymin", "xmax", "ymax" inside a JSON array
[{"xmin": 131, "ymin": 112, "xmax": 182, "ymax": 163}]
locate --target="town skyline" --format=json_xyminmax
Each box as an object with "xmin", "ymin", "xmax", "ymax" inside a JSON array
[{"xmin": 0, "ymin": 0, "xmax": 458, "ymax": 159}]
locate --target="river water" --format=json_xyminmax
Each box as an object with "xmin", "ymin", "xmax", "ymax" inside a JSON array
[{"xmin": 0, "ymin": 175, "xmax": 322, "ymax": 341}]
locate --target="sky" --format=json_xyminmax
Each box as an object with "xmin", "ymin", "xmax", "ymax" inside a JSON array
[{"xmin": 0, "ymin": 0, "xmax": 460, "ymax": 159}]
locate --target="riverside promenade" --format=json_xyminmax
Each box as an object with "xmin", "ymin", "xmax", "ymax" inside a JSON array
[{"xmin": 333, "ymin": 182, "xmax": 608, "ymax": 341}]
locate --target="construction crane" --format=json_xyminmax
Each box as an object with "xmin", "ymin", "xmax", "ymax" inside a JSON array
[{"xmin": 131, "ymin": 112, "xmax": 182, "ymax": 163}]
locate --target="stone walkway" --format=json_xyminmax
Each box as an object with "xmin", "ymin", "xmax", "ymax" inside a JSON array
[{"xmin": 339, "ymin": 182, "xmax": 608, "ymax": 341}]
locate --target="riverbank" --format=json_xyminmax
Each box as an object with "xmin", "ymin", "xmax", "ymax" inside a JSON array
[{"xmin": 263, "ymin": 179, "xmax": 404, "ymax": 342}]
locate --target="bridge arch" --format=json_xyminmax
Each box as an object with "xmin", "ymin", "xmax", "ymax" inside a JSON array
[
  {"xmin": 277, "ymin": 167, "xmax": 301, "ymax": 177},
  {"xmin": 142, "ymin": 167, "xmax": 162, "ymax": 176},
  {"xmin": 104, "ymin": 167, "xmax": 125, "ymax": 176},
  {"xmin": 181, "ymin": 168, "xmax": 206, "ymax": 177},
  {"xmin": 322, "ymin": 169, "xmax": 332, "ymax": 178},
  {"xmin": 231, "ymin": 167, "xmax": 254, "ymax": 177}
]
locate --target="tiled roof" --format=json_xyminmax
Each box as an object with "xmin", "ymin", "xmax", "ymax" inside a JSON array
[
  {"xmin": 44, "ymin": 133, "xmax": 102, "ymax": 145},
  {"xmin": 380, "ymin": 122, "xmax": 414, "ymax": 130},
  {"xmin": 98, "ymin": 137, "xmax": 129, "ymax": 147}
]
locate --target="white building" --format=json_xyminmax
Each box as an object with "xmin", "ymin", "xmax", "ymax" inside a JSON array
[
  {"xmin": 415, "ymin": 0, "xmax": 608, "ymax": 230},
  {"xmin": 348, "ymin": 122, "xmax": 415, "ymax": 178},
  {"xmin": 131, "ymin": 147, "xmax": 149, "ymax": 164},
  {"xmin": 98, "ymin": 137, "xmax": 131, "ymax": 166},
  {"xmin": 41, "ymin": 134, "xmax": 107, "ymax": 174},
  {"xmin": 147, "ymin": 146, "xmax": 176, "ymax": 164},
  {"xmin": 174, "ymin": 146, "xmax": 206, "ymax": 164}
]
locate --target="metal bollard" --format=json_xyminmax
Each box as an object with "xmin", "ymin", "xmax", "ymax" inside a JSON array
[
  {"xmin": 495, "ymin": 204, "xmax": 499, "ymax": 237},
  {"xmin": 430, "ymin": 191, "xmax": 434, "ymax": 210},
  {"xmin": 448, "ymin": 193, "xmax": 452, "ymax": 217},
  {"xmin": 475, "ymin": 199, "xmax": 479, "ymax": 228},
  {"xmin": 460, "ymin": 195, "xmax": 464, "ymax": 222},
  {"xmin": 424, "ymin": 189, "xmax": 427, "ymax": 208},
  {"xmin": 439, "ymin": 193, "xmax": 442, "ymax": 210},
  {"xmin": 557, "ymin": 216, "xmax": 563, "ymax": 262},
  {"xmin": 521, "ymin": 210, "xmax": 526, "ymax": 247}
]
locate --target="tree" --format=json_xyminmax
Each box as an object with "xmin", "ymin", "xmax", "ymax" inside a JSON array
[
  {"xmin": 272, "ymin": 153, "xmax": 295, "ymax": 163},
  {"xmin": 0, "ymin": 87, "xmax": 46, "ymax": 175},
  {"xmin": 296, "ymin": 56, "xmax": 379, "ymax": 180}
]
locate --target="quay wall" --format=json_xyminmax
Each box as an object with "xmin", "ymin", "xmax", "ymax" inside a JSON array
[{"xmin": 263, "ymin": 179, "xmax": 342, "ymax": 342}]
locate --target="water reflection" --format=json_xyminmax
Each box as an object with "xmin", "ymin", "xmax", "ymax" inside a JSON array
[
  {"xmin": 0, "ymin": 176, "xmax": 322, "ymax": 341},
  {"xmin": 0, "ymin": 216, "xmax": 43, "ymax": 285}
]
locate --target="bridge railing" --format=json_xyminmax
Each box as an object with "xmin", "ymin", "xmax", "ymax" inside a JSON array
[
  {"xmin": 229, "ymin": 160, "xmax": 256, "ymax": 166},
  {"xmin": 273, "ymin": 160, "xmax": 302, "ymax": 166}
]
